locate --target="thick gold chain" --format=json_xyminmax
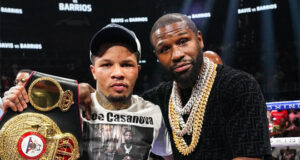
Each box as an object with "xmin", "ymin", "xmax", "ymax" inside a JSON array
[{"xmin": 169, "ymin": 63, "xmax": 217, "ymax": 156}]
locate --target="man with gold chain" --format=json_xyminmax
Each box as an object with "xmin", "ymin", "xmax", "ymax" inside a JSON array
[
  {"xmin": 77, "ymin": 13, "xmax": 271, "ymax": 159},
  {"xmin": 79, "ymin": 13, "xmax": 271, "ymax": 159},
  {"xmin": 2, "ymin": 13, "xmax": 272, "ymax": 159},
  {"xmin": 85, "ymin": 23, "xmax": 172, "ymax": 159},
  {"xmin": 140, "ymin": 13, "xmax": 271, "ymax": 159}
]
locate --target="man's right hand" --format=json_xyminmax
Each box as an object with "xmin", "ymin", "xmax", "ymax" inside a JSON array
[
  {"xmin": 2, "ymin": 85, "xmax": 29, "ymax": 112},
  {"xmin": 78, "ymin": 83, "xmax": 95, "ymax": 120}
]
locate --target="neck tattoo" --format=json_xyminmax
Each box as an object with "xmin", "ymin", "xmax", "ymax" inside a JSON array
[
  {"xmin": 169, "ymin": 57, "xmax": 217, "ymax": 156},
  {"xmin": 95, "ymin": 91, "xmax": 131, "ymax": 110}
]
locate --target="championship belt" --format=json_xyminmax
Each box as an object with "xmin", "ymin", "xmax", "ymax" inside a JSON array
[{"xmin": 0, "ymin": 71, "xmax": 82, "ymax": 160}]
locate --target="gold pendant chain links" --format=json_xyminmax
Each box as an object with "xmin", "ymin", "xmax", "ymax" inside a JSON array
[
  {"xmin": 169, "ymin": 63, "xmax": 217, "ymax": 156},
  {"xmin": 171, "ymin": 58, "xmax": 214, "ymax": 136}
]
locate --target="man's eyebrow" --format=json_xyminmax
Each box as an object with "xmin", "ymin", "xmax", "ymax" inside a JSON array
[
  {"xmin": 122, "ymin": 59, "xmax": 135, "ymax": 63},
  {"xmin": 156, "ymin": 41, "xmax": 164, "ymax": 48},
  {"xmin": 98, "ymin": 59, "xmax": 111, "ymax": 62},
  {"xmin": 156, "ymin": 31, "xmax": 189, "ymax": 47},
  {"xmin": 177, "ymin": 31, "xmax": 188, "ymax": 36}
]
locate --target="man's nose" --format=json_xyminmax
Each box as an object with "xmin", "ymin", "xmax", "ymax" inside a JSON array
[
  {"xmin": 171, "ymin": 46, "xmax": 185, "ymax": 63},
  {"xmin": 111, "ymin": 65, "xmax": 124, "ymax": 79}
]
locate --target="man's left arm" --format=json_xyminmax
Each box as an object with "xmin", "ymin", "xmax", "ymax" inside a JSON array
[
  {"xmin": 225, "ymin": 73, "xmax": 271, "ymax": 159},
  {"xmin": 78, "ymin": 83, "xmax": 95, "ymax": 120}
]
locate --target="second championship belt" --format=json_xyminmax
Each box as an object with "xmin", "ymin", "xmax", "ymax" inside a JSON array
[{"xmin": 0, "ymin": 71, "xmax": 82, "ymax": 160}]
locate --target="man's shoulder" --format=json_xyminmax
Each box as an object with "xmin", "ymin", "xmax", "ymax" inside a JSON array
[
  {"xmin": 90, "ymin": 92, "xmax": 97, "ymax": 106},
  {"xmin": 131, "ymin": 95, "xmax": 161, "ymax": 111},
  {"xmin": 218, "ymin": 64, "xmax": 255, "ymax": 78},
  {"xmin": 145, "ymin": 81, "xmax": 172, "ymax": 93},
  {"xmin": 142, "ymin": 81, "xmax": 172, "ymax": 98},
  {"xmin": 211, "ymin": 64, "xmax": 262, "ymax": 101},
  {"xmin": 216, "ymin": 64, "xmax": 257, "ymax": 86}
]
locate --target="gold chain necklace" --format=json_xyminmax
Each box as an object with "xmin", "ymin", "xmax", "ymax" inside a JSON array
[
  {"xmin": 171, "ymin": 58, "xmax": 214, "ymax": 136},
  {"xmin": 169, "ymin": 63, "xmax": 217, "ymax": 156}
]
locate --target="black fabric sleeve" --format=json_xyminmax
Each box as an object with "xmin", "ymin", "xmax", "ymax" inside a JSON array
[{"xmin": 224, "ymin": 72, "xmax": 271, "ymax": 158}]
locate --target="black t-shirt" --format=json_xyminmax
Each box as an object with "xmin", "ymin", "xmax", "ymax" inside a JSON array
[{"xmin": 142, "ymin": 65, "xmax": 271, "ymax": 160}]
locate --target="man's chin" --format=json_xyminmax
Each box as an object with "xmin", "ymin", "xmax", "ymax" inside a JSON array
[
  {"xmin": 173, "ymin": 71, "xmax": 198, "ymax": 88},
  {"xmin": 125, "ymin": 140, "xmax": 133, "ymax": 144},
  {"xmin": 107, "ymin": 95, "xmax": 128, "ymax": 103},
  {"xmin": 172, "ymin": 57, "xmax": 203, "ymax": 88}
]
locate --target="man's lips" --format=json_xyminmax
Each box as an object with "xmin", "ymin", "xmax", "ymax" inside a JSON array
[
  {"xmin": 111, "ymin": 83, "xmax": 128, "ymax": 92},
  {"xmin": 173, "ymin": 63, "xmax": 192, "ymax": 73}
]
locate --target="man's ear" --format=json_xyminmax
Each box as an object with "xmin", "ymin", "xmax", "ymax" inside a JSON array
[
  {"xmin": 138, "ymin": 65, "xmax": 141, "ymax": 72},
  {"xmin": 90, "ymin": 65, "xmax": 97, "ymax": 80},
  {"xmin": 197, "ymin": 30, "xmax": 204, "ymax": 49}
]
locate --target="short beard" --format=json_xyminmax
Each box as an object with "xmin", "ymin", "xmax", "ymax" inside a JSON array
[
  {"xmin": 96, "ymin": 90, "xmax": 132, "ymax": 110},
  {"xmin": 125, "ymin": 139, "xmax": 133, "ymax": 144},
  {"xmin": 107, "ymin": 95, "xmax": 129, "ymax": 103},
  {"xmin": 172, "ymin": 48, "xmax": 203, "ymax": 89}
]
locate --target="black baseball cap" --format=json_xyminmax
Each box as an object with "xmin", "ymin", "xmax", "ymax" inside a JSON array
[{"xmin": 89, "ymin": 23, "xmax": 141, "ymax": 61}]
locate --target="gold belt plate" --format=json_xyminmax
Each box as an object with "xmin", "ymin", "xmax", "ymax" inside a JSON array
[
  {"xmin": 28, "ymin": 77, "xmax": 74, "ymax": 112},
  {"xmin": 0, "ymin": 113, "xmax": 80, "ymax": 160}
]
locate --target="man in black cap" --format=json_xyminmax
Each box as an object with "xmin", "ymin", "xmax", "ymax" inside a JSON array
[
  {"xmin": 82, "ymin": 14, "xmax": 271, "ymax": 159},
  {"xmin": 83, "ymin": 23, "xmax": 172, "ymax": 160},
  {"xmin": 1, "ymin": 24, "xmax": 173, "ymax": 160}
]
